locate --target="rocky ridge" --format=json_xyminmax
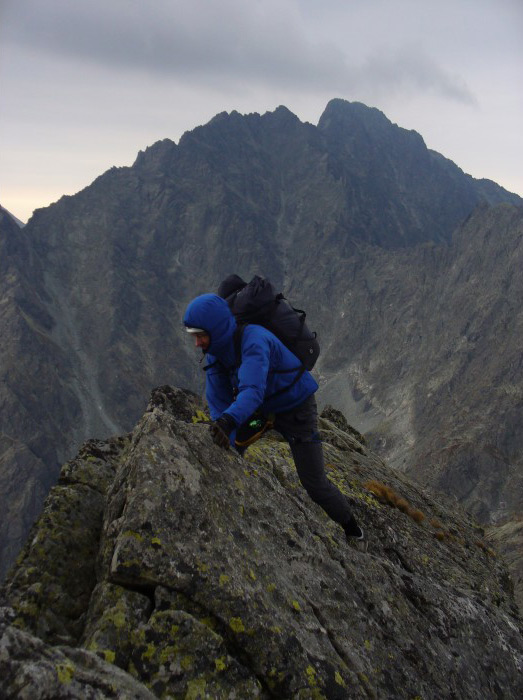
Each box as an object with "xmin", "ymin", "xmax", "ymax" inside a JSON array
[{"xmin": 1, "ymin": 386, "xmax": 522, "ymax": 699}]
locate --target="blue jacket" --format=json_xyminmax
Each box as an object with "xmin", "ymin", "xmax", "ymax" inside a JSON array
[{"xmin": 183, "ymin": 294, "xmax": 318, "ymax": 427}]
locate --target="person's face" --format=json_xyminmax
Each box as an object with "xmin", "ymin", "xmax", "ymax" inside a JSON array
[{"xmin": 193, "ymin": 332, "xmax": 210, "ymax": 351}]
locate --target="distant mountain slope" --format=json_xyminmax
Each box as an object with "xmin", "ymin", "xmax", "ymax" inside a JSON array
[
  {"xmin": 320, "ymin": 203, "xmax": 523, "ymax": 525},
  {"xmin": 0, "ymin": 99, "xmax": 522, "ymax": 581},
  {"xmin": 0, "ymin": 206, "xmax": 24, "ymax": 227}
]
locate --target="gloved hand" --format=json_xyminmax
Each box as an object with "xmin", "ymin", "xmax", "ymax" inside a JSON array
[{"xmin": 209, "ymin": 415, "xmax": 235, "ymax": 449}]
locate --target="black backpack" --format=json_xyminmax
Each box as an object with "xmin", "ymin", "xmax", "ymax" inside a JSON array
[{"xmin": 218, "ymin": 275, "xmax": 320, "ymax": 370}]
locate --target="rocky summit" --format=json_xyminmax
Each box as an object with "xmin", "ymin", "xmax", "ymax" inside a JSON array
[{"xmin": 1, "ymin": 386, "xmax": 522, "ymax": 699}]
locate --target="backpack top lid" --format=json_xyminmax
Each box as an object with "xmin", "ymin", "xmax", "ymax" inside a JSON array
[
  {"xmin": 232, "ymin": 276, "xmax": 278, "ymax": 320},
  {"xmin": 217, "ymin": 274, "xmax": 247, "ymax": 301}
]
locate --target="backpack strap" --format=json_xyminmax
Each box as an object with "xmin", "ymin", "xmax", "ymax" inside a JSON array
[{"xmin": 233, "ymin": 324, "xmax": 246, "ymax": 368}]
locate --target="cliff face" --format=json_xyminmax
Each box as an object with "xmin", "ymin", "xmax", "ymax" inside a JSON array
[
  {"xmin": 0, "ymin": 205, "xmax": 81, "ymax": 574},
  {"xmin": 2, "ymin": 387, "xmax": 522, "ymax": 699},
  {"xmin": 1, "ymin": 99, "xmax": 523, "ymax": 583},
  {"xmin": 321, "ymin": 204, "xmax": 523, "ymax": 518}
]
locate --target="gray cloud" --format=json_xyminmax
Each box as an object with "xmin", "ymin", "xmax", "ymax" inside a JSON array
[
  {"xmin": 361, "ymin": 46, "xmax": 478, "ymax": 105},
  {"xmin": 1, "ymin": 0, "xmax": 478, "ymax": 103},
  {"xmin": 2, "ymin": 1, "xmax": 338, "ymax": 86}
]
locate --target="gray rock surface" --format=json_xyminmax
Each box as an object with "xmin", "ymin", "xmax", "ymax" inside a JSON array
[
  {"xmin": 488, "ymin": 518, "xmax": 523, "ymax": 614},
  {"xmin": 0, "ymin": 606, "xmax": 156, "ymax": 699},
  {"xmin": 2, "ymin": 386, "xmax": 522, "ymax": 699}
]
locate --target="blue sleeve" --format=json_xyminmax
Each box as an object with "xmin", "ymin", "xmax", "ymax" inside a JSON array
[
  {"xmin": 222, "ymin": 329, "xmax": 270, "ymax": 426},
  {"xmin": 205, "ymin": 364, "xmax": 234, "ymax": 421}
]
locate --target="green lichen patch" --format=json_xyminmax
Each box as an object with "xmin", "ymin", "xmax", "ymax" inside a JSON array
[
  {"xmin": 128, "ymin": 609, "xmax": 262, "ymax": 698},
  {"xmin": 229, "ymin": 617, "xmax": 245, "ymax": 633},
  {"xmin": 56, "ymin": 659, "xmax": 75, "ymax": 684},
  {"xmin": 81, "ymin": 583, "xmax": 152, "ymax": 670}
]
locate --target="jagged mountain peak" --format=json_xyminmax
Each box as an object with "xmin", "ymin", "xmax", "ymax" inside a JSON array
[
  {"xmin": 320, "ymin": 97, "xmax": 391, "ymax": 124},
  {"xmin": 319, "ymin": 97, "xmax": 421, "ymax": 141},
  {"xmin": 133, "ymin": 138, "xmax": 177, "ymax": 169},
  {"xmin": 0, "ymin": 205, "xmax": 24, "ymax": 230},
  {"xmin": 264, "ymin": 103, "xmax": 301, "ymax": 123},
  {"xmin": 1, "ymin": 386, "xmax": 522, "ymax": 698}
]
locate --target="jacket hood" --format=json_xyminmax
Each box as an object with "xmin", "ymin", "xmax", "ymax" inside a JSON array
[{"xmin": 183, "ymin": 294, "xmax": 237, "ymax": 356}]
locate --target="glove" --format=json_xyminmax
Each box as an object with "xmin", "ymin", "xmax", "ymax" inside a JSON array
[{"xmin": 209, "ymin": 415, "xmax": 235, "ymax": 449}]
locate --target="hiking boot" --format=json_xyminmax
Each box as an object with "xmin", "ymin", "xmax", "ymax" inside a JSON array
[{"xmin": 345, "ymin": 525, "xmax": 368, "ymax": 553}]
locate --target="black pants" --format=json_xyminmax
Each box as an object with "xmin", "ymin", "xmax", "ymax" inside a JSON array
[{"xmin": 273, "ymin": 395, "xmax": 354, "ymax": 528}]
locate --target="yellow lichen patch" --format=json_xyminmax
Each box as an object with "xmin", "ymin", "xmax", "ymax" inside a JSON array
[
  {"xmin": 158, "ymin": 646, "xmax": 177, "ymax": 664},
  {"xmin": 292, "ymin": 600, "xmax": 301, "ymax": 612},
  {"xmin": 219, "ymin": 574, "xmax": 230, "ymax": 586},
  {"xmin": 102, "ymin": 649, "xmax": 116, "ymax": 664},
  {"xmin": 355, "ymin": 488, "xmax": 383, "ymax": 509},
  {"xmin": 249, "ymin": 569, "xmax": 256, "ymax": 581},
  {"xmin": 181, "ymin": 655, "xmax": 194, "ymax": 670},
  {"xmin": 191, "ymin": 410, "xmax": 209, "ymax": 423},
  {"xmin": 109, "ymin": 610, "xmax": 126, "ymax": 629},
  {"xmin": 229, "ymin": 617, "xmax": 245, "ymax": 633},
  {"xmin": 142, "ymin": 643, "xmax": 156, "ymax": 661},
  {"xmin": 215, "ymin": 657, "xmax": 227, "ymax": 672},
  {"xmin": 200, "ymin": 617, "xmax": 217, "ymax": 630},
  {"xmin": 120, "ymin": 558, "xmax": 142, "ymax": 571},
  {"xmin": 306, "ymin": 665, "xmax": 318, "ymax": 686},
  {"xmin": 151, "ymin": 536, "xmax": 162, "ymax": 546},
  {"xmin": 266, "ymin": 582, "xmax": 276, "ymax": 593},
  {"xmin": 186, "ymin": 678, "xmax": 207, "ymax": 700},
  {"xmin": 56, "ymin": 660, "xmax": 75, "ymax": 684},
  {"xmin": 335, "ymin": 671, "xmax": 346, "ymax": 687},
  {"xmin": 122, "ymin": 530, "xmax": 144, "ymax": 542}
]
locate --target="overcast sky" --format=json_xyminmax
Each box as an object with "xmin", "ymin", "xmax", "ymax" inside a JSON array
[{"xmin": 1, "ymin": 0, "xmax": 522, "ymax": 223}]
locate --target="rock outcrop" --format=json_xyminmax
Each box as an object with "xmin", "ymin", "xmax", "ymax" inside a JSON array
[{"xmin": 2, "ymin": 387, "xmax": 522, "ymax": 699}]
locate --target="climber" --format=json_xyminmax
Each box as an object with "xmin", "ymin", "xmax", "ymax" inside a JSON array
[{"xmin": 183, "ymin": 293, "xmax": 367, "ymax": 549}]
